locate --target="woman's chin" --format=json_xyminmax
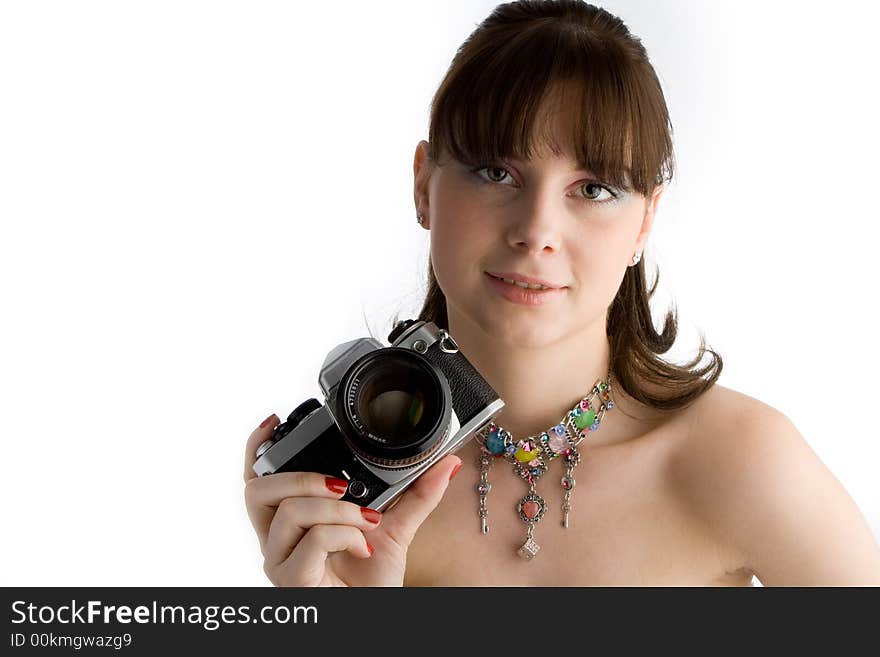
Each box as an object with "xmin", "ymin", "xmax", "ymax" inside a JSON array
[{"xmin": 477, "ymin": 314, "xmax": 564, "ymax": 349}]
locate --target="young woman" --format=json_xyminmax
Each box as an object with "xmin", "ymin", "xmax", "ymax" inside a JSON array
[{"xmin": 243, "ymin": 0, "xmax": 880, "ymax": 586}]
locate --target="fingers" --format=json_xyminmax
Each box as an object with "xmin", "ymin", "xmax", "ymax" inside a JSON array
[
  {"xmin": 264, "ymin": 497, "xmax": 382, "ymax": 566},
  {"xmin": 244, "ymin": 470, "xmax": 349, "ymax": 550},
  {"xmin": 379, "ymin": 454, "xmax": 461, "ymax": 550},
  {"xmin": 244, "ymin": 413, "xmax": 280, "ymax": 483},
  {"xmin": 276, "ymin": 525, "xmax": 373, "ymax": 586}
]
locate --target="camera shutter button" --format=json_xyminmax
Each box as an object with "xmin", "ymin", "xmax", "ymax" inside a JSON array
[{"xmin": 348, "ymin": 481, "xmax": 369, "ymax": 499}]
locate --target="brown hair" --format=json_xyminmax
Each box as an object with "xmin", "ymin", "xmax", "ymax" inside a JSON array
[{"xmin": 402, "ymin": 0, "xmax": 722, "ymax": 416}]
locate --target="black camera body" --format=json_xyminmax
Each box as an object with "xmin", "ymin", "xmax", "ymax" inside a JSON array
[{"xmin": 252, "ymin": 320, "xmax": 504, "ymax": 511}]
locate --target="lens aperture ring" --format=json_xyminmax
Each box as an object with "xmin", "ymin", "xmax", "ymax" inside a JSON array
[{"xmin": 347, "ymin": 420, "xmax": 450, "ymax": 470}]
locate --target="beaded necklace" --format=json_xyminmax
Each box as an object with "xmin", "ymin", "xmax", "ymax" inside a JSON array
[{"xmin": 474, "ymin": 371, "xmax": 614, "ymax": 560}]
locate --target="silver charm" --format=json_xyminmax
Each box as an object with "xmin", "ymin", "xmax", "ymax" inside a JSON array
[
  {"xmin": 561, "ymin": 473, "xmax": 576, "ymax": 528},
  {"xmin": 477, "ymin": 450, "xmax": 492, "ymax": 534},
  {"xmin": 517, "ymin": 536, "xmax": 541, "ymax": 560}
]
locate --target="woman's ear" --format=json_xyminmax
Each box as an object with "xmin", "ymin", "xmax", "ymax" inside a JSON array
[
  {"xmin": 413, "ymin": 140, "xmax": 433, "ymax": 229},
  {"xmin": 633, "ymin": 184, "xmax": 665, "ymax": 253}
]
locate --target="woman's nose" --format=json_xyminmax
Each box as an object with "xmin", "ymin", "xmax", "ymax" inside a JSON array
[{"xmin": 504, "ymin": 188, "xmax": 565, "ymax": 255}]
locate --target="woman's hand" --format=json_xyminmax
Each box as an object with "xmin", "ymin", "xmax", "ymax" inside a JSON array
[{"xmin": 243, "ymin": 413, "xmax": 462, "ymax": 587}]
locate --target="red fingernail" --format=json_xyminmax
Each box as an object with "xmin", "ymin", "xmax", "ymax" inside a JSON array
[
  {"xmin": 361, "ymin": 507, "xmax": 382, "ymax": 524},
  {"xmin": 325, "ymin": 477, "xmax": 349, "ymax": 494},
  {"xmin": 259, "ymin": 413, "xmax": 278, "ymax": 429},
  {"xmin": 366, "ymin": 541, "xmax": 374, "ymax": 556},
  {"xmin": 449, "ymin": 461, "xmax": 463, "ymax": 481}
]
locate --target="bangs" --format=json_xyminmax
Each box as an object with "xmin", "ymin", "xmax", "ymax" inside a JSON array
[{"xmin": 428, "ymin": 21, "xmax": 673, "ymax": 195}]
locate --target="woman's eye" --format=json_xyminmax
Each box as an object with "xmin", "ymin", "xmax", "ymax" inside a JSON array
[
  {"xmin": 579, "ymin": 182, "xmax": 618, "ymax": 202},
  {"xmin": 471, "ymin": 165, "xmax": 513, "ymax": 184}
]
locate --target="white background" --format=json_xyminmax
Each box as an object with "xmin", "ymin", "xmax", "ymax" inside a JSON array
[{"xmin": 1, "ymin": 0, "xmax": 877, "ymax": 586}]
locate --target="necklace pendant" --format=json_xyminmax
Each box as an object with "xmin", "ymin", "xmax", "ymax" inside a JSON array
[
  {"xmin": 517, "ymin": 536, "xmax": 541, "ymax": 560},
  {"xmin": 516, "ymin": 494, "xmax": 545, "ymax": 560},
  {"xmin": 517, "ymin": 493, "xmax": 546, "ymax": 523}
]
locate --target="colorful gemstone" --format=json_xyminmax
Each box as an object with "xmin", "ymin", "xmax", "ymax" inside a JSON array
[
  {"xmin": 486, "ymin": 429, "xmax": 506, "ymax": 454},
  {"xmin": 549, "ymin": 432, "xmax": 568, "ymax": 453},
  {"xmin": 561, "ymin": 476, "xmax": 575, "ymax": 490},
  {"xmin": 607, "ymin": 400, "xmax": 615, "ymax": 409},
  {"xmin": 515, "ymin": 448, "xmax": 535, "ymax": 463},
  {"xmin": 477, "ymin": 482, "xmax": 491, "ymax": 495},
  {"xmin": 531, "ymin": 468, "xmax": 540, "ymax": 476},
  {"xmin": 523, "ymin": 501, "xmax": 540, "ymax": 519},
  {"xmin": 589, "ymin": 421, "xmax": 600, "ymax": 431},
  {"xmin": 514, "ymin": 439, "xmax": 538, "ymax": 462},
  {"xmin": 528, "ymin": 458, "xmax": 541, "ymax": 468},
  {"xmin": 579, "ymin": 399, "xmax": 589, "ymax": 411},
  {"xmin": 553, "ymin": 424, "xmax": 566, "ymax": 436},
  {"xmin": 572, "ymin": 406, "xmax": 582, "ymax": 417},
  {"xmin": 574, "ymin": 407, "xmax": 596, "ymax": 429},
  {"xmin": 505, "ymin": 444, "xmax": 517, "ymax": 455}
]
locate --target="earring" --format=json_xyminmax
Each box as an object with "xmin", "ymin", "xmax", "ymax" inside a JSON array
[
  {"xmin": 416, "ymin": 212, "xmax": 424, "ymax": 226},
  {"xmin": 631, "ymin": 251, "xmax": 641, "ymax": 265}
]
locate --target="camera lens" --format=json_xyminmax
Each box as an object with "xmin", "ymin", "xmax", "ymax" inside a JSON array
[
  {"xmin": 360, "ymin": 386, "xmax": 426, "ymax": 439},
  {"xmin": 335, "ymin": 347, "xmax": 451, "ymax": 468}
]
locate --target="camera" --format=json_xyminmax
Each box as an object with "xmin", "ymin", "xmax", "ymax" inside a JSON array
[{"xmin": 252, "ymin": 319, "xmax": 504, "ymax": 511}]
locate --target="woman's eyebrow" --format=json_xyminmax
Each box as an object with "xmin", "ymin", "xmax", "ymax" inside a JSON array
[
  {"xmin": 506, "ymin": 157, "xmax": 633, "ymax": 183},
  {"xmin": 505, "ymin": 157, "xmax": 596, "ymax": 173}
]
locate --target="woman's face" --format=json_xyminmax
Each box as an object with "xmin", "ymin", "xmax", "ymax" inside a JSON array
[{"xmin": 415, "ymin": 114, "xmax": 662, "ymax": 349}]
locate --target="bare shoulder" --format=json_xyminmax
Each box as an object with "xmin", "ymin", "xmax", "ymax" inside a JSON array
[{"xmin": 669, "ymin": 384, "xmax": 880, "ymax": 585}]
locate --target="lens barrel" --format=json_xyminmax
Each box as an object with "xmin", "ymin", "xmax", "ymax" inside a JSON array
[{"xmin": 334, "ymin": 347, "xmax": 451, "ymax": 468}]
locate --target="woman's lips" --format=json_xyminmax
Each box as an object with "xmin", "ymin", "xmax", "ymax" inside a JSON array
[
  {"xmin": 485, "ymin": 271, "xmax": 565, "ymax": 289},
  {"xmin": 484, "ymin": 272, "xmax": 567, "ymax": 306}
]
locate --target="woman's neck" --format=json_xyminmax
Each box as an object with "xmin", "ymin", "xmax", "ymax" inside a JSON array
[{"xmin": 446, "ymin": 306, "xmax": 613, "ymax": 440}]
